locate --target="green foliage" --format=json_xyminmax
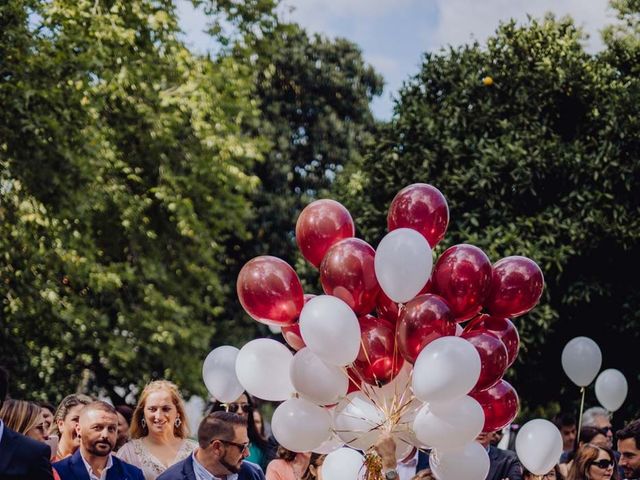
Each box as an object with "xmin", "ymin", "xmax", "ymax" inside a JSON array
[
  {"xmin": 337, "ymin": 14, "xmax": 640, "ymax": 418},
  {"xmin": 1, "ymin": 0, "xmax": 263, "ymax": 402}
]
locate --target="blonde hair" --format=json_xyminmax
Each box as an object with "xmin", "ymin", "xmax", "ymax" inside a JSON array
[
  {"xmin": 130, "ymin": 380, "xmax": 190, "ymax": 439},
  {"xmin": 50, "ymin": 394, "xmax": 92, "ymax": 437},
  {"xmin": 0, "ymin": 399, "xmax": 41, "ymax": 435}
]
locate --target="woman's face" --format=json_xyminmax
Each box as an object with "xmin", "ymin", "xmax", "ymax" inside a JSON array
[
  {"xmin": 226, "ymin": 394, "xmax": 250, "ymax": 418},
  {"xmin": 41, "ymin": 408, "xmax": 54, "ymax": 434},
  {"xmin": 58, "ymin": 404, "xmax": 84, "ymax": 446},
  {"xmin": 525, "ymin": 469, "xmax": 556, "ymax": 480},
  {"xmin": 25, "ymin": 411, "xmax": 47, "ymax": 443},
  {"xmin": 588, "ymin": 450, "xmax": 615, "ymax": 480},
  {"xmin": 590, "ymin": 433, "xmax": 609, "ymax": 449},
  {"xmin": 143, "ymin": 389, "xmax": 178, "ymax": 437},
  {"xmin": 116, "ymin": 411, "xmax": 130, "ymax": 447},
  {"xmin": 253, "ymin": 410, "xmax": 263, "ymax": 434}
]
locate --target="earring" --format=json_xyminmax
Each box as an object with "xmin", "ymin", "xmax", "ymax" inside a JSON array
[
  {"xmin": 141, "ymin": 419, "xmax": 146, "ymax": 429},
  {"xmin": 175, "ymin": 418, "xmax": 181, "ymax": 428}
]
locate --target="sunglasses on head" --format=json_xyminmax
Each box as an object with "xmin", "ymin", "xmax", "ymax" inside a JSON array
[
  {"xmin": 222, "ymin": 402, "xmax": 251, "ymax": 413},
  {"xmin": 591, "ymin": 459, "xmax": 614, "ymax": 469}
]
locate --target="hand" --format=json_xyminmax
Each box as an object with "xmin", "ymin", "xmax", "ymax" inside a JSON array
[
  {"xmin": 374, "ymin": 433, "xmax": 397, "ymax": 470},
  {"xmin": 412, "ymin": 468, "xmax": 435, "ymax": 480}
]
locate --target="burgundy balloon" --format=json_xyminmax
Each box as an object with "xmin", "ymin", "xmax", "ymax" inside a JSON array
[
  {"xmin": 387, "ymin": 183, "xmax": 449, "ymax": 247},
  {"xmin": 320, "ymin": 238, "xmax": 380, "ymax": 315},
  {"xmin": 281, "ymin": 323, "xmax": 305, "ymax": 351},
  {"xmin": 396, "ymin": 294, "xmax": 456, "ymax": 363},
  {"xmin": 462, "ymin": 330, "xmax": 508, "ymax": 392},
  {"xmin": 296, "ymin": 199, "xmax": 355, "ymax": 268},
  {"xmin": 470, "ymin": 380, "xmax": 519, "ymax": 432},
  {"xmin": 352, "ymin": 315, "xmax": 404, "ymax": 386},
  {"xmin": 432, "ymin": 244, "xmax": 492, "ymax": 322},
  {"xmin": 237, "ymin": 256, "xmax": 304, "ymax": 326},
  {"xmin": 485, "ymin": 256, "xmax": 544, "ymax": 318},
  {"xmin": 346, "ymin": 367, "xmax": 362, "ymax": 393},
  {"xmin": 376, "ymin": 280, "xmax": 432, "ymax": 324},
  {"xmin": 464, "ymin": 314, "xmax": 520, "ymax": 367}
]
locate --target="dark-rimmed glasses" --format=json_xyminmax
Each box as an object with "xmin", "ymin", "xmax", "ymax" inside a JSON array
[
  {"xmin": 591, "ymin": 459, "xmax": 614, "ymax": 469},
  {"xmin": 214, "ymin": 439, "xmax": 249, "ymax": 453},
  {"xmin": 221, "ymin": 402, "xmax": 252, "ymax": 414}
]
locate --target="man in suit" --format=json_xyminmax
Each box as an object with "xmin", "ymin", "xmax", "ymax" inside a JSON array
[
  {"xmin": 477, "ymin": 432, "xmax": 523, "ymax": 480},
  {"xmin": 53, "ymin": 401, "xmax": 144, "ymax": 480},
  {"xmin": 158, "ymin": 411, "xmax": 264, "ymax": 480},
  {"xmin": 617, "ymin": 419, "xmax": 640, "ymax": 480},
  {"xmin": 0, "ymin": 366, "xmax": 54, "ymax": 480}
]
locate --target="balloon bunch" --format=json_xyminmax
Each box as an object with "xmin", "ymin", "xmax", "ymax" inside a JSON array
[{"xmin": 204, "ymin": 184, "xmax": 546, "ymax": 480}]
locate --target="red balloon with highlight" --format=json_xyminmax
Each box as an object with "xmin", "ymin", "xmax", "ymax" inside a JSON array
[
  {"xmin": 470, "ymin": 380, "xmax": 519, "ymax": 432},
  {"xmin": 485, "ymin": 256, "xmax": 544, "ymax": 318},
  {"xmin": 296, "ymin": 199, "xmax": 355, "ymax": 268},
  {"xmin": 396, "ymin": 294, "xmax": 456, "ymax": 363},
  {"xmin": 320, "ymin": 238, "xmax": 380, "ymax": 315},
  {"xmin": 387, "ymin": 183, "xmax": 449, "ymax": 247},
  {"xmin": 464, "ymin": 314, "xmax": 520, "ymax": 367},
  {"xmin": 462, "ymin": 330, "xmax": 508, "ymax": 392},
  {"xmin": 352, "ymin": 315, "xmax": 404, "ymax": 386},
  {"xmin": 432, "ymin": 244, "xmax": 492, "ymax": 321},
  {"xmin": 237, "ymin": 256, "xmax": 304, "ymax": 326},
  {"xmin": 376, "ymin": 280, "xmax": 431, "ymax": 324}
]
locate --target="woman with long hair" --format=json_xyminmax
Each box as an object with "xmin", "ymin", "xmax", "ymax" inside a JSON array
[
  {"xmin": 524, "ymin": 464, "xmax": 564, "ymax": 480},
  {"xmin": 266, "ymin": 446, "xmax": 312, "ymax": 480},
  {"xmin": 302, "ymin": 453, "xmax": 325, "ymax": 480},
  {"xmin": 50, "ymin": 393, "xmax": 92, "ymax": 460},
  {"xmin": 207, "ymin": 391, "xmax": 275, "ymax": 471},
  {"xmin": 567, "ymin": 444, "xmax": 618, "ymax": 480},
  {"xmin": 0, "ymin": 399, "xmax": 47, "ymax": 442},
  {"xmin": 117, "ymin": 380, "xmax": 197, "ymax": 480}
]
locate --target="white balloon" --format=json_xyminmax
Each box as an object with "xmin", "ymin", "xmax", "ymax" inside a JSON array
[
  {"xmin": 271, "ymin": 398, "xmax": 332, "ymax": 452},
  {"xmin": 202, "ymin": 346, "xmax": 244, "ymax": 403},
  {"xmin": 299, "ymin": 295, "xmax": 361, "ymax": 366},
  {"xmin": 323, "ymin": 448, "xmax": 364, "ymax": 480},
  {"xmin": 235, "ymin": 339, "xmax": 295, "ymax": 401},
  {"xmin": 595, "ymin": 369, "xmax": 628, "ymax": 412},
  {"xmin": 412, "ymin": 336, "xmax": 481, "ymax": 403},
  {"xmin": 375, "ymin": 228, "xmax": 433, "ymax": 303},
  {"xmin": 515, "ymin": 419, "xmax": 563, "ymax": 475},
  {"xmin": 430, "ymin": 442, "xmax": 490, "ymax": 480},
  {"xmin": 313, "ymin": 434, "xmax": 344, "ymax": 454},
  {"xmin": 561, "ymin": 337, "xmax": 602, "ymax": 387},
  {"xmin": 413, "ymin": 396, "xmax": 485, "ymax": 451},
  {"xmin": 290, "ymin": 348, "xmax": 349, "ymax": 405},
  {"xmin": 333, "ymin": 393, "xmax": 385, "ymax": 449}
]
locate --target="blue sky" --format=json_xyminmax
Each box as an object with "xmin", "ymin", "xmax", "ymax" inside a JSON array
[{"xmin": 178, "ymin": 0, "xmax": 614, "ymax": 119}]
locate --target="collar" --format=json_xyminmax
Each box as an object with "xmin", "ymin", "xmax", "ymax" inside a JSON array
[
  {"xmin": 0, "ymin": 420, "xmax": 4, "ymax": 443},
  {"xmin": 192, "ymin": 451, "xmax": 239, "ymax": 480},
  {"xmin": 400, "ymin": 450, "xmax": 419, "ymax": 467},
  {"xmin": 80, "ymin": 451, "xmax": 114, "ymax": 480}
]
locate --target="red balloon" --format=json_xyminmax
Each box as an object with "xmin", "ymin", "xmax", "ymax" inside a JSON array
[
  {"xmin": 281, "ymin": 294, "xmax": 315, "ymax": 350},
  {"xmin": 320, "ymin": 238, "xmax": 380, "ymax": 315},
  {"xmin": 237, "ymin": 256, "xmax": 304, "ymax": 326},
  {"xmin": 352, "ymin": 315, "xmax": 404, "ymax": 386},
  {"xmin": 470, "ymin": 380, "xmax": 519, "ymax": 432},
  {"xmin": 396, "ymin": 294, "xmax": 456, "ymax": 363},
  {"xmin": 432, "ymin": 244, "xmax": 492, "ymax": 321},
  {"xmin": 346, "ymin": 367, "xmax": 362, "ymax": 393},
  {"xmin": 387, "ymin": 183, "xmax": 449, "ymax": 247},
  {"xmin": 296, "ymin": 199, "xmax": 355, "ymax": 268},
  {"xmin": 376, "ymin": 280, "xmax": 432, "ymax": 324},
  {"xmin": 464, "ymin": 314, "xmax": 520, "ymax": 367},
  {"xmin": 462, "ymin": 330, "xmax": 508, "ymax": 392},
  {"xmin": 485, "ymin": 256, "xmax": 544, "ymax": 317}
]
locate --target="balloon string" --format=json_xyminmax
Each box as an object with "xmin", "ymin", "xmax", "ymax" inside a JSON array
[
  {"xmin": 359, "ymin": 336, "xmax": 381, "ymax": 387},
  {"xmin": 576, "ymin": 386, "xmax": 586, "ymax": 445}
]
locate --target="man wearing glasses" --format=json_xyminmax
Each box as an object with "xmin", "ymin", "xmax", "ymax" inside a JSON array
[
  {"xmin": 583, "ymin": 407, "xmax": 614, "ymax": 449},
  {"xmin": 158, "ymin": 411, "xmax": 265, "ymax": 480}
]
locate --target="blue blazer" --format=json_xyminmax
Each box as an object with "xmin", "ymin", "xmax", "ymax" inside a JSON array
[
  {"xmin": 487, "ymin": 445, "xmax": 523, "ymax": 480},
  {"xmin": 158, "ymin": 455, "xmax": 265, "ymax": 480},
  {"xmin": 53, "ymin": 450, "xmax": 144, "ymax": 480},
  {"xmin": 0, "ymin": 425, "xmax": 53, "ymax": 480}
]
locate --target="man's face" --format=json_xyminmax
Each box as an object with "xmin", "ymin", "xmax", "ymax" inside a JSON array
[
  {"xmin": 618, "ymin": 438, "xmax": 640, "ymax": 479},
  {"xmin": 560, "ymin": 424, "xmax": 577, "ymax": 451},
  {"xmin": 77, "ymin": 409, "xmax": 118, "ymax": 457},
  {"xmin": 218, "ymin": 425, "xmax": 250, "ymax": 474},
  {"xmin": 593, "ymin": 416, "xmax": 613, "ymax": 448}
]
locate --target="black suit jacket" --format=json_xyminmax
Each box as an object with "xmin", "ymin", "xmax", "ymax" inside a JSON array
[
  {"xmin": 158, "ymin": 456, "xmax": 265, "ymax": 480},
  {"xmin": 487, "ymin": 445, "xmax": 523, "ymax": 480},
  {"xmin": 0, "ymin": 424, "xmax": 54, "ymax": 480},
  {"xmin": 53, "ymin": 450, "xmax": 144, "ymax": 480}
]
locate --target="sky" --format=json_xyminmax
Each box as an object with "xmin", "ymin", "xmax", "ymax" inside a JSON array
[{"xmin": 177, "ymin": 0, "xmax": 616, "ymax": 119}]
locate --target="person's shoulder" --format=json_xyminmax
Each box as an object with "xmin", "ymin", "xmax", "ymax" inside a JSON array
[
  {"xmin": 240, "ymin": 460, "xmax": 265, "ymax": 479},
  {"xmin": 7, "ymin": 428, "xmax": 51, "ymax": 458},
  {"xmin": 112, "ymin": 454, "xmax": 145, "ymax": 477},
  {"xmin": 157, "ymin": 456, "xmax": 190, "ymax": 480}
]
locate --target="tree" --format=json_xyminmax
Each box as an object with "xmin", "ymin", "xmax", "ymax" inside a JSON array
[
  {"xmin": 337, "ymin": 14, "xmax": 640, "ymax": 418},
  {"xmin": 1, "ymin": 0, "xmax": 264, "ymax": 402}
]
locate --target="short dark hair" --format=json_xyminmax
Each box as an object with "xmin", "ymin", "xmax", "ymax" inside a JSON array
[
  {"xmin": 115, "ymin": 405, "xmax": 134, "ymax": 424},
  {"xmin": 0, "ymin": 367, "xmax": 9, "ymax": 407},
  {"xmin": 39, "ymin": 401, "xmax": 56, "ymax": 415},
  {"xmin": 197, "ymin": 411, "xmax": 246, "ymax": 448},
  {"xmin": 554, "ymin": 412, "xmax": 576, "ymax": 428},
  {"xmin": 81, "ymin": 401, "xmax": 117, "ymax": 417},
  {"xmin": 617, "ymin": 419, "xmax": 640, "ymax": 450}
]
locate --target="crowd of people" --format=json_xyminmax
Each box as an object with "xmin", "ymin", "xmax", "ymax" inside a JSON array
[{"xmin": 1, "ymin": 365, "xmax": 640, "ymax": 480}]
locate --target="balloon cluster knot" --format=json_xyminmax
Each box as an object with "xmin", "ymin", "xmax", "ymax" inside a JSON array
[{"xmin": 363, "ymin": 450, "xmax": 384, "ymax": 480}]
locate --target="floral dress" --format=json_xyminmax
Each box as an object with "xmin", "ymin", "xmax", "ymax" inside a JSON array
[{"xmin": 116, "ymin": 438, "xmax": 198, "ymax": 480}]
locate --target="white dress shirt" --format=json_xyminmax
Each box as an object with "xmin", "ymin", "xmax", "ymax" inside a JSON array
[
  {"xmin": 80, "ymin": 452, "xmax": 114, "ymax": 480},
  {"xmin": 192, "ymin": 451, "xmax": 239, "ymax": 480}
]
